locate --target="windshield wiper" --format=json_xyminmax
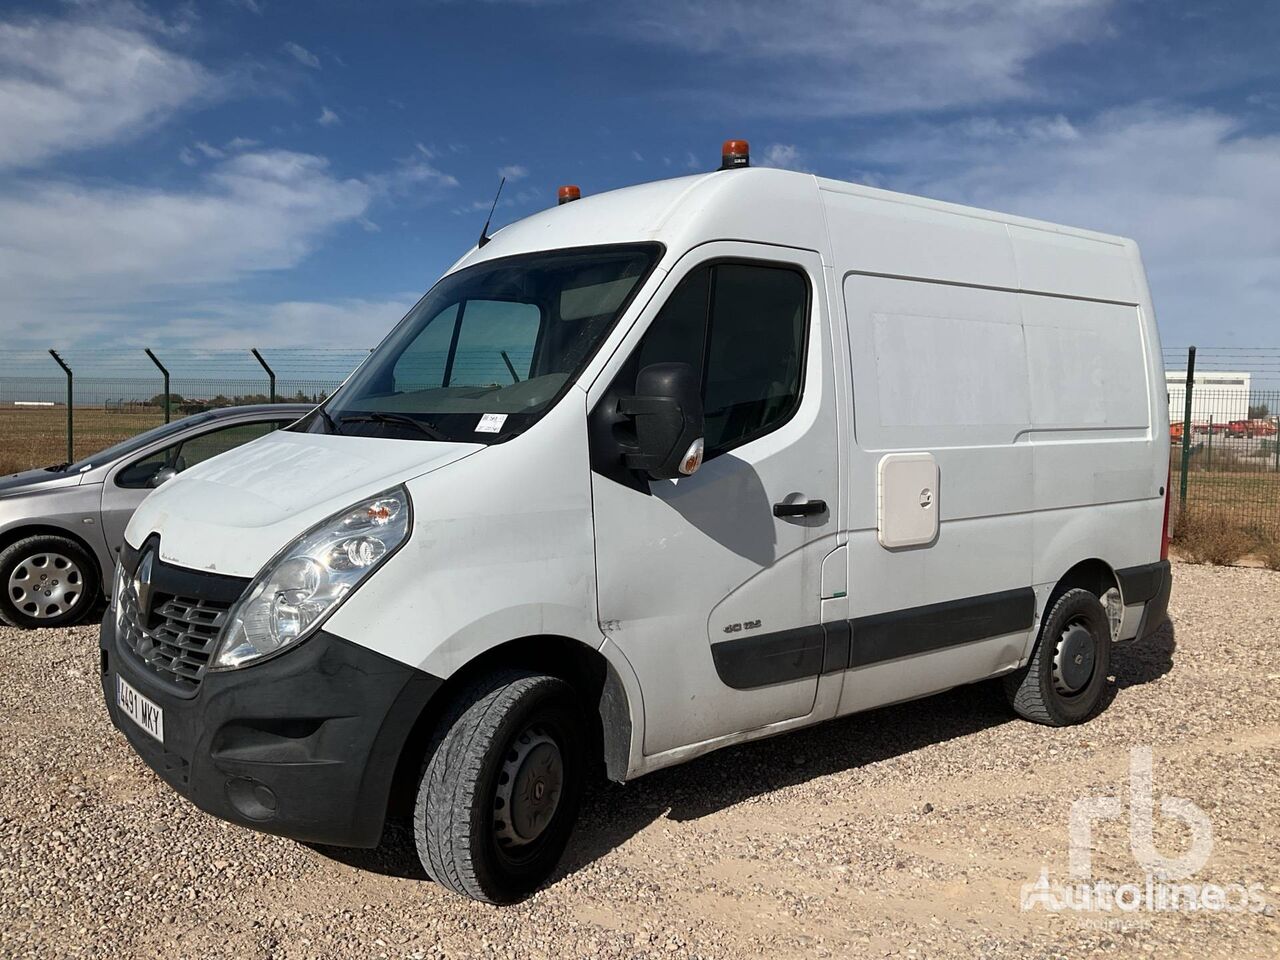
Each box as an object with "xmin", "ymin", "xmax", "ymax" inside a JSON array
[
  {"xmin": 337, "ymin": 412, "xmax": 449, "ymax": 442},
  {"xmin": 44, "ymin": 462, "xmax": 71, "ymax": 472}
]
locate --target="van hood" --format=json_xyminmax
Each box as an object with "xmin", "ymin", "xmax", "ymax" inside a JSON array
[{"xmin": 126, "ymin": 429, "xmax": 483, "ymax": 577}]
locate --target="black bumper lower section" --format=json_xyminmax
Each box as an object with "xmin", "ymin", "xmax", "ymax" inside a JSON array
[
  {"xmin": 1128, "ymin": 559, "xmax": 1172, "ymax": 641},
  {"xmin": 101, "ymin": 617, "xmax": 442, "ymax": 848}
]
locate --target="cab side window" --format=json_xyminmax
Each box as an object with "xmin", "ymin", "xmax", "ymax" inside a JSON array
[
  {"xmin": 115, "ymin": 421, "xmax": 286, "ymax": 488},
  {"xmin": 636, "ymin": 261, "xmax": 808, "ymax": 457}
]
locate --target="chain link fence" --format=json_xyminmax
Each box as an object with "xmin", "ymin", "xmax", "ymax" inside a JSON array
[
  {"xmin": 1, "ymin": 348, "xmax": 366, "ymax": 474},
  {"xmin": 1164, "ymin": 347, "xmax": 1280, "ymax": 542}
]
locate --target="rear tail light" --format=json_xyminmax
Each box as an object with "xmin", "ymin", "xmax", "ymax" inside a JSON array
[{"xmin": 1160, "ymin": 464, "xmax": 1172, "ymax": 561}]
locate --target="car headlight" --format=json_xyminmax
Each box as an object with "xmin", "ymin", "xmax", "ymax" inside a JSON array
[{"xmin": 211, "ymin": 487, "xmax": 411, "ymax": 670}]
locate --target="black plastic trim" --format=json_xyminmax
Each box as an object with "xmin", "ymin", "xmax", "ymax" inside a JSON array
[
  {"xmin": 1116, "ymin": 561, "xmax": 1166, "ymax": 605},
  {"xmin": 711, "ymin": 624, "xmax": 825, "ymax": 690},
  {"xmin": 1133, "ymin": 559, "xmax": 1172, "ymax": 640},
  {"xmin": 847, "ymin": 587, "xmax": 1036, "ymax": 669},
  {"xmin": 711, "ymin": 587, "xmax": 1036, "ymax": 690}
]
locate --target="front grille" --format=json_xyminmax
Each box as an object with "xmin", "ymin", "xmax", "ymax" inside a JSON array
[
  {"xmin": 116, "ymin": 555, "xmax": 242, "ymax": 695},
  {"xmin": 119, "ymin": 587, "xmax": 232, "ymax": 693}
]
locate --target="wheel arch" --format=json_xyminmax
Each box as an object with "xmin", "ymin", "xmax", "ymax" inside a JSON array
[
  {"xmin": 387, "ymin": 634, "xmax": 636, "ymax": 821},
  {"xmin": 1046, "ymin": 558, "xmax": 1120, "ymax": 609}
]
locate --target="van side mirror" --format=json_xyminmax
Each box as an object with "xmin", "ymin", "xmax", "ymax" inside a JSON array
[{"xmin": 618, "ymin": 362, "xmax": 705, "ymax": 480}]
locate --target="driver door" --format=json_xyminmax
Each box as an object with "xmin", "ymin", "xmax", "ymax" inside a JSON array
[{"xmin": 590, "ymin": 243, "xmax": 842, "ymax": 757}]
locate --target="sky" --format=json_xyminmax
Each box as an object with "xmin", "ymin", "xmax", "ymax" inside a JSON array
[{"xmin": 2, "ymin": 0, "xmax": 1279, "ymax": 377}]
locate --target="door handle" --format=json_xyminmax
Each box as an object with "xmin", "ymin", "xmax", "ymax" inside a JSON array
[{"xmin": 772, "ymin": 499, "xmax": 828, "ymax": 518}]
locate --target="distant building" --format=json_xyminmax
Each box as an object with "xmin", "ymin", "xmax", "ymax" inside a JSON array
[{"xmin": 1166, "ymin": 370, "xmax": 1251, "ymax": 423}]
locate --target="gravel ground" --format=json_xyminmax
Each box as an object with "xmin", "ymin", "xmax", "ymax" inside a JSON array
[{"xmin": 1, "ymin": 561, "xmax": 1277, "ymax": 959}]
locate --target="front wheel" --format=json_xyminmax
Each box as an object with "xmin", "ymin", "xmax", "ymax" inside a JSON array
[
  {"xmin": 1004, "ymin": 588, "xmax": 1112, "ymax": 726},
  {"xmin": 413, "ymin": 670, "xmax": 586, "ymax": 903},
  {"xmin": 0, "ymin": 535, "xmax": 100, "ymax": 629}
]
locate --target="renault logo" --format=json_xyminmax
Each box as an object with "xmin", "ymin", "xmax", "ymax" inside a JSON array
[{"xmin": 132, "ymin": 550, "xmax": 155, "ymax": 618}]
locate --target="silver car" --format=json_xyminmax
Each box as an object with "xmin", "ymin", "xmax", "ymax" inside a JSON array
[{"xmin": 0, "ymin": 404, "xmax": 312, "ymax": 628}]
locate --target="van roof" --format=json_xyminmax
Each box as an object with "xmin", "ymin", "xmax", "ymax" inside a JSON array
[{"xmin": 449, "ymin": 166, "xmax": 1137, "ymax": 277}]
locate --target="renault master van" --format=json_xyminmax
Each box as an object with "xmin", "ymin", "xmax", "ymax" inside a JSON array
[{"xmin": 101, "ymin": 141, "xmax": 1172, "ymax": 904}]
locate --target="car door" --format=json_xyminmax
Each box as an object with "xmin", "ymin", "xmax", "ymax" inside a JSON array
[
  {"xmin": 590, "ymin": 243, "xmax": 841, "ymax": 757},
  {"xmin": 99, "ymin": 419, "xmax": 289, "ymax": 553}
]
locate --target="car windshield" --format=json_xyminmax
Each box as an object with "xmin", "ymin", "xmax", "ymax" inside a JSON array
[
  {"xmin": 66, "ymin": 412, "xmax": 219, "ymax": 472},
  {"xmin": 307, "ymin": 244, "xmax": 661, "ymax": 443}
]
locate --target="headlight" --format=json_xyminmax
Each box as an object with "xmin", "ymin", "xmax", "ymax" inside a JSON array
[{"xmin": 212, "ymin": 487, "xmax": 411, "ymax": 670}]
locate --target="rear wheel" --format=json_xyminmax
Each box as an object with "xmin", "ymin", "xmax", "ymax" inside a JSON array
[
  {"xmin": 413, "ymin": 670, "xmax": 586, "ymax": 903},
  {"xmin": 1004, "ymin": 588, "xmax": 1111, "ymax": 726},
  {"xmin": 0, "ymin": 535, "xmax": 99, "ymax": 629}
]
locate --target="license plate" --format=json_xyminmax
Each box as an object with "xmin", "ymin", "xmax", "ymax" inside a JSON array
[{"xmin": 116, "ymin": 675, "xmax": 164, "ymax": 743}]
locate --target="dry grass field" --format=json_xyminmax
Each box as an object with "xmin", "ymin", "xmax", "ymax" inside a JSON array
[{"xmin": 0, "ymin": 407, "xmax": 167, "ymax": 474}]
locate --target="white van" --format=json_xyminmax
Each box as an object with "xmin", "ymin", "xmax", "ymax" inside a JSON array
[{"xmin": 101, "ymin": 141, "xmax": 1172, "ymax": 904}]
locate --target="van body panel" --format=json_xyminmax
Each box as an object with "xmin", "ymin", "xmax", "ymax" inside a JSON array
[
  {"xmin": 325, "ymin": 392, "xmax": 603, "ymax": 676},
  {"xmin": 1007, "ymin": 222, "xmax": 1139, "ymax": 304}
]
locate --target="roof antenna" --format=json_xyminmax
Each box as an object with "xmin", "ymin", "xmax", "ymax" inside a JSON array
[{"xmin": 477, "ymin": 176, "xmax": 506, "ymax": 249}]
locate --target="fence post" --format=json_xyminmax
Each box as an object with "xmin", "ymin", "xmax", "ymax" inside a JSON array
[
  {"xmin": 251, "ymin": 348, "xmax": 276, "ymax": 403},
  {"xmin": 1205, "ymin": 415, "xmax": 1213, "ymax": 471},
  {"xmin": 48, "ymin": 349, "xmax": 73, "ymax": 464},
  {"xmin": 144, "ymin": 348, "xmax": 171, "ymax": 423},
  {"xmin": 1179, "ymin": 346, "xmax": 1196, "ymax": 513}
]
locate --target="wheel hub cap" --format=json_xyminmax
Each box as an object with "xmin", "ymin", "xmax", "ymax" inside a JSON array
[
  {"xmin": 1052, "ymin": 621, "xmax": 1096, "ymax": 695},
  {"xmin": 8, "ymin": 552, "xmax": 83, "ymax": 619},
  {"xmin": 494, "ymin": 727, "xmax": 563, "ymax": 848}
]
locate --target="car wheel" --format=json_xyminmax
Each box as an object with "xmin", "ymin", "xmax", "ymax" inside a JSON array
[
  {"xmin": 1004, "ymin": 588, "xmax": 1112, "ymax": 726},
  {"xmin": 413, "ymin": 669, "xmax": 586, "ymax": 904},
  {"xmin": 0, "ymin": 534, "xmax": 100, "ymax": 629}
]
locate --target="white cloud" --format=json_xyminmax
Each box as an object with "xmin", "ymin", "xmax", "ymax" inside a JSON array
[
  {"xmin": 0, "ymin": 150, "xmax": 372, "ymax": 321},
  {"xmin": 282, "ymin": 40, "xmax": 320, "ymax": 69},
  {"xmin": 369, "ymin": 152, "xmax": 460, "ymax": 199},
  {"xmin": 0, "ymin": 10, "xmax": 214, "ymax": 169},
  {"xmin": 859, "ymin": 105, "xmax": 1280, "ymax": 344},
  {"xmin": 760, "ymin": 143, "xmax": 808, "ymax": 171},
  {"xmin": 497, "ymin": 163, "xmax": 528, "ymax": 181},
  {"xmin": 624, "ymin": 0, "xmax": 1113, "ymax": 115},
  {"xmin": 317, "ymin": 105, "xmax": 340, "ymax": 126},
  {"xmin": 156, "ymin": 296, "xmax": 419, "ymax": 350}
]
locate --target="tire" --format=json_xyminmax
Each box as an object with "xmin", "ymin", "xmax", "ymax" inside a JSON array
[
  {"xmin": 1004, "ymin": 588, "xmax": 1112, "ymax": 726},
  {"xmin": 413, "ymin": 670, "xmax": 586, "ymax": 904},
  {"xmin": 0, "ymin": 535, "xmax": 100, "ymax": 629}
]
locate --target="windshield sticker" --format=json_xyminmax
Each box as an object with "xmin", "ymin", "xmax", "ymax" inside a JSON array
[{"xmin": 475, "ymin": 413, "xmax": 508, "ymax": 434}]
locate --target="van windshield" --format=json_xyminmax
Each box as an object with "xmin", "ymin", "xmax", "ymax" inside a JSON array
[{"xmin": 308, "ymin": 243, "xmax": 661, "ymax": 443}]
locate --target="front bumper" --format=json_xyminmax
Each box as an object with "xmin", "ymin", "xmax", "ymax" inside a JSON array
[{"xmin": 101, "ymin": 616, "xmax": 442, "ymax": 848}]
